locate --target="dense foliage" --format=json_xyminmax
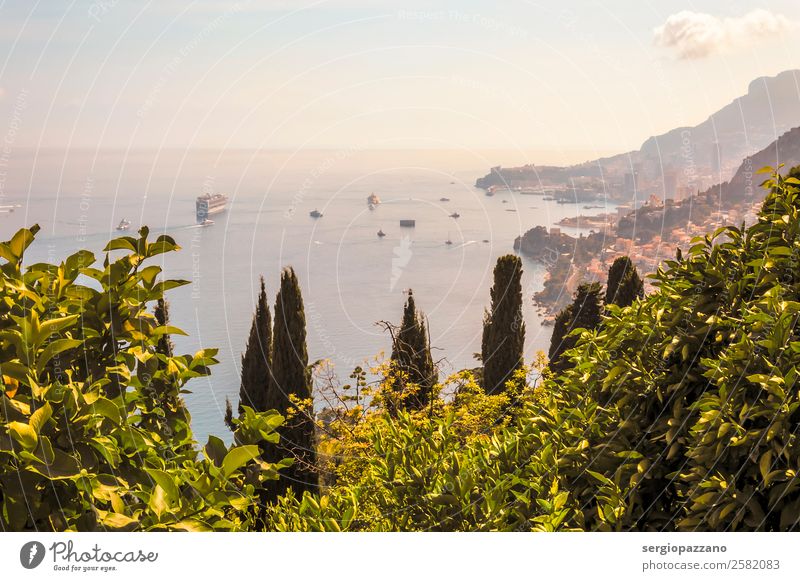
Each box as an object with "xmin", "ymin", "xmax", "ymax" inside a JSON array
[
  {"xmin": 553, "ymin": 169, "xmax": 800, "ymax": 531},
  {"xmin": 263, "ymin": 267, "xmax": 317, "ymax": 499},
  {"xmin": 549, "ymin": 257, "xmax": 643, "ymax": 372},
  {"xmin": 605, "ymin": 256, "xmax": 644, "ymax": 308},
  {"xmin": 387, "ymin": 290, "xmax": 436, "ymax": 413},
  {"xmin": 548, "ymin": 282, "xmax": 603, "ymax": 371},
  {"xmin": 153, "ymin": 298, "xmax": 174, "ymax": 358},
  {"xmin": 6, "ymin": 168, "xmax": 800, "ymax": 532},
  {"xmin": 238, "ymin": 276, "xmax": 272, "ymax": 414},
  {"xmin": 0, "ymin": 226, "xmax": 288, "ymax": 531},
  {"xmin": 266, "ymin": 169, "xmax": 800, "ymax": 531},
  {"xmin": 481, "ymin": 255, "xmax": 525, "ymax": 394}
]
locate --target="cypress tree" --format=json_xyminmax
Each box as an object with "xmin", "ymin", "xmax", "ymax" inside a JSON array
[
  {"xmin": 149, "ymin": 297, "xmax": 188, "ymax": 422},
  {"xmin": 224, "ymin": 397, "xmax": 234, "ymax": 431},
  {"xmin": 605, "ymin": 256, "xmax": 644, "ymax": 308},
  {"xmin": 268, "ymin": 267, "xmax": 317, "ymax": 498},
  {"xmin": 548, "ymin": 303, "xmax": 574, "ymax": 364},
  {"xmin": 388, "ymin": 290, "xmax": 436, "ymax": 412},
  {"xmin": 481, "ymin": 254, "xmax": 526, "ymax": 394},
  {"xmin": 480, "ymin": 308, "xmax": 491, "ymax": 361},
  {"xmin": 154, "ymin": 298, "xmax": 173, "ymax": 358},
  {"xmin": 549, "ymin": 282, "xmax": 603, "ymax": 372},
  {"xmin": 238, "ymin": 277, "xmax": 272, "ymax": 414}
]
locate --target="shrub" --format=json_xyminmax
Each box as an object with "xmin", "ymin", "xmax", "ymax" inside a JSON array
[
  {"xmin": 268, "ymin": 169, "xmax": 800, "ymax": 532},
  {"xmin": 0, "ymin": 225, "xmax": 288, "ymax": 531}
]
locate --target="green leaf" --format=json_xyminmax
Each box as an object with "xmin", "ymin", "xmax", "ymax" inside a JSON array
[
  {"xmin": 64, "ymin": 250, "xmax": 95, "ymax": 276},
  {"xmin": 144, "ymin": 469, "xmax": 180, "ymax": 507},
  {"xmin": 36, "ymin": 339, "xmax": 82, "ymax": 375},
  {"xmin": 38, "ymin": 315, "xmax": 79, "ymax": 340},
  {"xmin": 429, "ymin": 493, "xmax": 459, "ymax": 506},
  {"xmin": 0, "ymin": 361, "xmax": 31, "ymax": 383},
  {"xmin": 7, "ymin": 421, "xmax": 38, "ymax": 451},
  {"xmin": 87, "ymin": 397, "xmax": 122, "ymax": 425},
  {"xmin": 172, "ymin": 520, "xmax": 211, "ymax": 532},
  {"xmin": 29, "ymin": 402, "xmax": 52, "ymax": 434},
  {"xmin": 8, "ymin": 226, "xmax": 40, "ymax": 261},
  {"xmin": 204, "ymin": 435, "xmax": 227, "ymax": 467},
  {"xmin": 98, "ymin": 511, "xmax": 138, "ymax": 530},
  {"xmin": 151, "ymin": 325, "xmax": 188, "ymax": 337},
  {"xmin": 147, "ymin": 236, "xmax": 180, "ymax": 257},
  {"xmin": 760, "ymin": 451, "xmax": 773, "ymax": 482},
  {"xmin": 152, "ymin": 280, "xmax": 190, "ymax": 295},
  {"xmin": 586, "ymin": 470, "xmax": 614, "ymax": 487},
  {"xmin": 148, "ymin": 485, "xmax": 168, "ymax": 518},
  {"xmin": 104, "ymin": 237, "xmax": 138, "ymax": 253},
  {"xmin": 221, "ymin": 445, "xmax": 260, "ymax": 479},
  {"xmin": 138, "ymin": 265, "xmax": 162, "ymax": 288}
]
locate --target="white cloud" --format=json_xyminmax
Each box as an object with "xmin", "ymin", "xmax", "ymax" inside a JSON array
[{"xmin": 653, "ymin": 9, "xmax": 797, "ymax": 59}]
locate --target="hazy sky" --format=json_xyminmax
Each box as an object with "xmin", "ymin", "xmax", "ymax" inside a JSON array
[{"xmin": 1, "ymin": 0, "xmax": 799, "ymax": 155}]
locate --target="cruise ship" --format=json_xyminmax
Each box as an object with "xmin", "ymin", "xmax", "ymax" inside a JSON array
[{"xmin": 196, "ymin": 193, "xmax": 228, "ymax": 223}]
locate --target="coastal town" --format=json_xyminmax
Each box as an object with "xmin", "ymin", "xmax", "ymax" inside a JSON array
[
  {"xmin": 481, "ymin": 127, "xmax": 788, "ymax": 319},
  {"xmin": 548, "ymin": 193, "xmax": 763, "ymax": 314}
]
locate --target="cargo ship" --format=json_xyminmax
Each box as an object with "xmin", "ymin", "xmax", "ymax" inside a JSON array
[{"xmin": 196, "ymin": 193, "xmax": 228, "ymax": 223}]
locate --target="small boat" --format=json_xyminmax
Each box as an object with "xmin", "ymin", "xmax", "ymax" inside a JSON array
[
  {"xmin": 367, "ymin": 193, "xmax": 381, "ymax": 207},
  {"xmin": 449, "ymin": 212, "xmax": 460, "ymax": 219},
  {"xmin": 482, "ymin": 239, "xmax": 490, "ymax": 243},
  {"xmin": 116, "ymin": 219, "xmax": 131, "ymax": 231},
  {"xmin": 310, "ymin": 209, "xmax": 323, "ymax": 218},
  {"xmin": 200, "ymin": 218, "xmax": 214, "ymax": 226},
  {"xmin": 377, "ymin": 229, "xmax": 386, "ymax": 238},
  {"xmin": 399, "ymin": 219, "xmax": 415, "ymax": 227},
  {"xmin": 485, "ymin": 191, "xmax": 495, "ymax": 197},
  {"xmin": 445, "ymin": 238, "xmax": 453, "ymax": 245},
  {"xmin": 502, "ymin": 200, "xmax": 508, "ymax": 204},
  {"xmin": 542, "ymin": 196, "xmax": 555, "ymax": 201},
  {"xmin": 440, "ymin": 197, "xmax": 450, "ymax": 202}
]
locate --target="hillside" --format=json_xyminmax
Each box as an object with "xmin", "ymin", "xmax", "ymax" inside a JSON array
[
  {"xmin": 639, "ymin": 69, "xmax": 800, "ymax": 171},
  {"xmin": 476, "ymin": 70, "xmax": 800, "ymax": 194},
  {"xmin": 721, "ymin": 125, "xmax": 800, "ymax": 200}
]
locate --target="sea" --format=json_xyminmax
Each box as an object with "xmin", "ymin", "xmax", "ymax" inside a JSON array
[{"xmin": 1, "ymin": 148, "xmax": 616, "ymax": 445}]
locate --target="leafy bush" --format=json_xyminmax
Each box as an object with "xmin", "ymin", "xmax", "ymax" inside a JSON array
[
  {"xmin": 267, "ymin": 169, "xmax": 800, "ymax": 532},
  {"xmin": 546, "ymin": 168, "xmax": 800, "ymax": 531},
  {"xmin": 0, "ymin": 225, "xmax": 287, "ymax": 531},
  {"xmin": 265, "ymin": 367, "xmax": 560, "ymax": 532},
  {"xmin": 7, "ymin": 167, "xmax": 800, "ymax": 532}
]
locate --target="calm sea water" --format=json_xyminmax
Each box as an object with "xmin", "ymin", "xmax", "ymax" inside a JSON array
[{"xmin": 1, "ymin": 148, "xmax": 614, "ymax": 444}]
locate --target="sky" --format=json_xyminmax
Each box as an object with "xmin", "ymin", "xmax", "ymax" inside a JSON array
[{"xmin": 0, "ymin": 0, "xmax": 799, "ymax": 155}]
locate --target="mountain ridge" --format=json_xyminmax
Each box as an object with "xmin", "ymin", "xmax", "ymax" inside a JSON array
[{"xmin": 476, "ymin": 70, "xmax": 800, "ymax": 195}]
